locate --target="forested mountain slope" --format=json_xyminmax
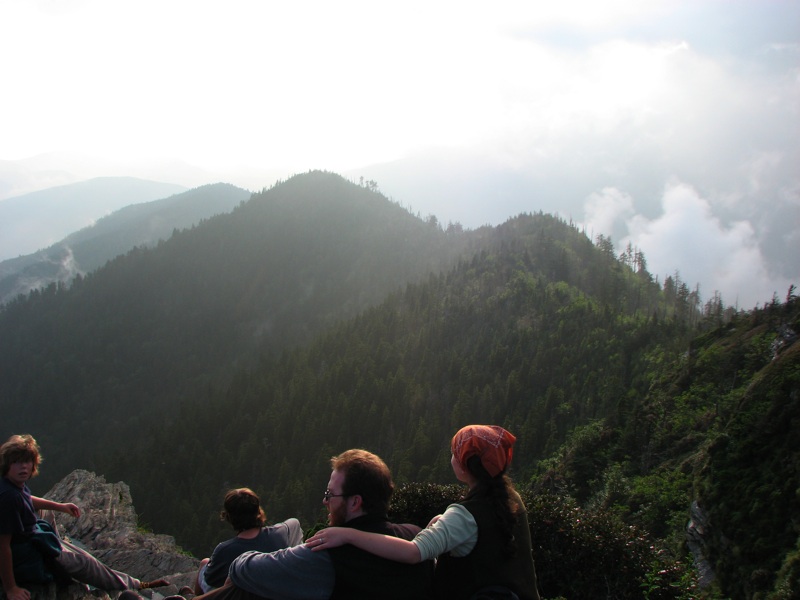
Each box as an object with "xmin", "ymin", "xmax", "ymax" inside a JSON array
[
  {"xmin": 107, "ymin": 210, "xmax": 690, "ymax": 551},
  {"xmin": 0, "ymin": 171, "xmax": 467, "ymax": 485},
  {"xmin": 111, "ymin": 217, "xmax": 796, "ymax": 598},
  {"xmin": 689, "ymin": 311, "xmax": 799, "ymax": 598},
  {"xmin": 0, "ymin": 183, "xmax": 251, "ymax": 304},
  {"xmin": 530, "ymin": 296, "xmax": 800, "ymax": 598}
]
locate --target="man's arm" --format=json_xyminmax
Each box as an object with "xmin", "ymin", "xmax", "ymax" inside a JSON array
[
  {"xmin": 1, "ymin": 533, "xmax": 30, "ymax": 600},
  {"xmin": 229, "ymin": 545, "xmax": 334, "ymax": 600}
]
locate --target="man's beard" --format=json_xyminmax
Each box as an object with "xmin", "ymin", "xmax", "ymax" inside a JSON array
[{"xmin": 328, "ymin": 502, "xmax": 347, "ymax": 526}]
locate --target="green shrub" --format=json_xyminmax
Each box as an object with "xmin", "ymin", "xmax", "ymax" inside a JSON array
[
  {"xmin": 389, "ymin": 482, "xmax": 464, "ymax": 526},
  {"xmin": 390, "ymin": 483, "xmax": 697, "ymax": 599}
]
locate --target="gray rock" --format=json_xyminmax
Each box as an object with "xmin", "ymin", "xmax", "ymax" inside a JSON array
[
  {"xmin": 2, "ymin": 470, "xmax": 200, "ymax": 600},
  {"xmin": 686, "ymin": 500, "xmax": 715, "ymax": 589}
]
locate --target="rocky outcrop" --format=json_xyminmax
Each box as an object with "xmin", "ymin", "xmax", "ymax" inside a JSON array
[
  {"xmin": 686, "ymin": 500, "xmax": 716, "ymax": 589},
  {"xmin": 2, "ymin": 470, "xmax": 200, "ymax": 600}
]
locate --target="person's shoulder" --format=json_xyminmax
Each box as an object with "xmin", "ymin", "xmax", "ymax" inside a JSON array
[
  {"xmin": 211, "ymin": 535, "xmax": 241, "ymax": 553},
  {"xmin": 0, "ymin": 477, "xmax": 21, "ymax": 499},
  {"xmin": 438, "ymin": 502, "xmax": 476, "ymax": 523},
  {"xmin": 387, "ymin": 521, "xmax": 422, "ymax": 540}
]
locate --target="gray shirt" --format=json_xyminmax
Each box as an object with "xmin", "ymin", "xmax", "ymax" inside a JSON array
[{"xmin": 229, "ymin": 544, "xmax": 335, "ymax": 600}]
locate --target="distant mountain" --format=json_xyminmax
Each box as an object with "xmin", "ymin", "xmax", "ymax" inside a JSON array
[
  {"xmin": 0, "ymin": 152, "xmax": 291, "ymax": 203},
  {"xmin": 0, "ymin": 176, "xmax": 188, "ymax": 261},
  {"xmin": 0, "ymin": 157, "xmax": 76, "ymax": 200},
  {"xmin": 0, "ymin": 183, "xmax": 251, "ymax": 304}
]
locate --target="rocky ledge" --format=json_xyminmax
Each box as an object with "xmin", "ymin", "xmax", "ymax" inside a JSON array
[{"xmin": 2, "ymin": 470, "xmax": 201, "ymax": 600}]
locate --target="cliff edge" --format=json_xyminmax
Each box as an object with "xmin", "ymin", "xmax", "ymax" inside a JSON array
[{"xmin": 2, "ymin": 470, "xmax": 201, "ymax": 600}]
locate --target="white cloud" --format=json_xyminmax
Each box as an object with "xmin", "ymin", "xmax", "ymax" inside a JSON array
[
  {"xmin": 0, "ymin": 0, "xmax": 750, "ymax": 171},
  {"xmin": 614, "ymin": 183, "xmax": 793, "ymax": 309},
  {"xmin": 583, "ymin": 187, "xmax": 635, "ymax": 241}
]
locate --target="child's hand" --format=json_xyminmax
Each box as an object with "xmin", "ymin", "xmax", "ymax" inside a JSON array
[
  {"xmin": 61, "ymin": 503, "xmax": 80, "ymax": 518},
  {"xmin": 6, "ymin": 585, "xmax": 31, "ymax": 600},
  {"xmin": 305, "ymin": 528, "xmax": 350, "ymax": 551}
]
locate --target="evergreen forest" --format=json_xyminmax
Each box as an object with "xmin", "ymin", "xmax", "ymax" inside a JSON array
[{"xmin": 0, "ymin": 171, "xmax": 797, "ymax": 599}]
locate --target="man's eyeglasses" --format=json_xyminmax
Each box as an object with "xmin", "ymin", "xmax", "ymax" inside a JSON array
[{"xmin": 323, "ymin": 489, "xmax": 349, "ymax": 502}]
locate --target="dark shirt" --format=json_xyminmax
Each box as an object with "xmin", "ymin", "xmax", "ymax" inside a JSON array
[
  {"xmin": 435, "ymin": 491, "xmax": 540, "ymax": 600},
  {"xmin": 328, "ymin": 514, "xmax": 433, "ymax": 600},
  {"xmin": 0, "ymin": 477, "xmax": 37, "ymax": 541},
  {"xmin": 204, "ymin": 519, "xmax": 303, "ymax": 588}
]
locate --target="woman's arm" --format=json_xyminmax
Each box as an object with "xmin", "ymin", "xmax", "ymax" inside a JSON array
[
  {"xmin": 31, "ymin": 496, "xmax": 80, "ymax": 518},
  {"xmin": 306, "ymin": 528, "xmax": 422, "ymax": 564}
]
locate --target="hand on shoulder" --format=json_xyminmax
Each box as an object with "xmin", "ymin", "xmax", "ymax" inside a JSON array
[{"xmin": 305, "ymin": 527, "xmax": 350, "ymax": 551}]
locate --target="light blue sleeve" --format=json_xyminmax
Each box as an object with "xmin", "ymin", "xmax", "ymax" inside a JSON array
[
  {"xmin": 413, "ymin": 503, "xmax": 478, "ymax": 561},
  {"xmin": 229, "ymin": 545, "xmax": 335, "ymax": 600},
  {"xmin": 280, "ymin": 517, "xmax": 304, "ymax": 546}
]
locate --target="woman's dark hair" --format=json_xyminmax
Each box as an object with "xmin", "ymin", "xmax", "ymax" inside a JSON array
[
  {"xmin": 464, "ymin": 454, "xmax": 519, "ymax": 558},
  {"xmin": 220, "ymin": 488, "xmax": 266, "ymax": 532}
]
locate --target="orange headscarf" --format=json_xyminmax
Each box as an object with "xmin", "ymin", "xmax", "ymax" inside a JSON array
[{"xmin": 451, "ymin": 425, "xmax": 516, "ymax": 478}]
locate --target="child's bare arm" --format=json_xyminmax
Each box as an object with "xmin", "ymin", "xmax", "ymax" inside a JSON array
[{"xmin": 31, "ymin": 496, "xmax": 80, "ymax": 518}]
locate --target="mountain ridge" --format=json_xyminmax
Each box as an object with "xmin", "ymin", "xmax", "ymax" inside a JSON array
[
  {"xmin": 0, "ymin": 182, "xmax": 251, "ymax": 304},
  {"xmin": 0, "ymin": 176, "xmax": 188, "ymax": 261}
]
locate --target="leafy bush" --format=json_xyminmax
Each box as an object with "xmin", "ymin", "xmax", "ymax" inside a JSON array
[
  {"xmin": 389, "ymin": 483, "xmax": 697, "ymax": 599},
  {"xmin": 768, "ymin": 538, "xmax": 800, "ymax": 599},
  {"xmin": 526, "ymin": 491, "xmax": 696, "ymax": 599},
  {"xmin": 389, "ymin": 482, "xmax": 464, "ymax": 527}
]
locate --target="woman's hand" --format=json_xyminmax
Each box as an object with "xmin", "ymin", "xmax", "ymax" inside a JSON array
[{"xmin": 305, "ymin": 528, "xmax": 351, "ymax": 551}]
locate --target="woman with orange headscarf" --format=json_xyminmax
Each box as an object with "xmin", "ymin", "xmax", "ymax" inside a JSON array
[{"xmin": 307, "ymin": 425, "xmax": 540, "ymax": 600}]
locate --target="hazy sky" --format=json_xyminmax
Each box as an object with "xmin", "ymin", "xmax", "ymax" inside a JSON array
[{"xmin": 1, "ymin": 0, "xmax": 797, "ymax": 309}]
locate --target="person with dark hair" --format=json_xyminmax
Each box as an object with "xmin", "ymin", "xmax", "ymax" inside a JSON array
[
  {"xmin": 193, "ymin": 488, "xmax": 302, "ymax": 594},
  {"xmin": 0, "ymin": 434, "xmax": 169, "ymax": 600},
  {"xmin": 191, "ymin": 449, "xmax": 433, "ymax": 600},
  {"xmin": 307, "ymin": 426, "xmax": 541, "ymax": 600}
]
